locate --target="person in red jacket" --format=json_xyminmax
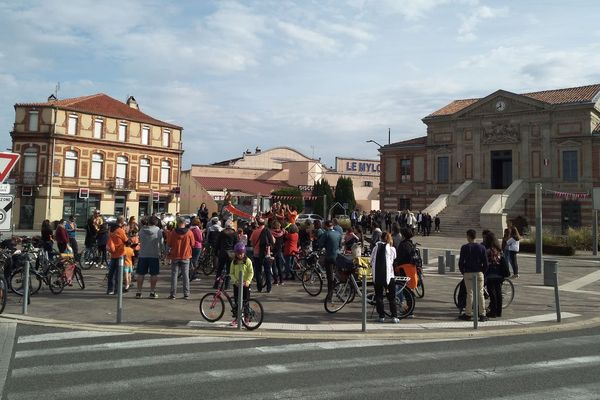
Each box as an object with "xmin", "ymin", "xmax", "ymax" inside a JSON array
[
  {"xmin": 283, "ymin": 223, "xmax": 299, "ymax": 280},
  {"xmin": 54, "ymin": 219, "xmax": 70, "ymax": 253},
  {"xmin": 167, "ymin": 216, "xmax": 195, "ymax": 299}
]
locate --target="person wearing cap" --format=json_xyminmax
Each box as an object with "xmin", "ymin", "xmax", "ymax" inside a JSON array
[
  {"xmin": 213, "ymin": 219, "xmax": 238, "ymax": 289},
  {"xmin": 167, "ymin": 216, "xmax": 195, "ymax": 299},
  {"xmin": 229, "ymin": 241, "xmax": 254, "ymax": 327}
]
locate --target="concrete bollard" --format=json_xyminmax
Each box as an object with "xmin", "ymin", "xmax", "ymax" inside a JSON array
[
  {"xmin": 437, "ymin": 256, "xmax": 445, "ymax": 274},
  {"xmin": 544, "ymin": 259, "xmax": 558, "ymax": 287},
  {"xmin": 422, "ymin": 248, "xmax": 429, "ymax": 265},
  {"xmin": 448, "ymin": 254, "xmax": 456, "ymax": 272},
  {"xmin": 445, "ymin": 250, "xmax": 452, "ymax": 264}
]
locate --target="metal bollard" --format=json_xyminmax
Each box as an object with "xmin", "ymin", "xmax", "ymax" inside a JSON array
[
  {"xmin": 362, "ymin": 274, "xmax": 367, "ymax": 332},
  {"xmin": 445, "ymin": 250, "xmax": 452, "ymax": 266},
  {"xmin": 543, "ymin": 259, "xmax": 558, "ymax": 287},
  {"xmin": 422, "ymin": 248, "xmax": 429, "ymax": 265},
  {"xmin": 22, "ymin": 259, "xmax": 30, "ymax": 315},
  {"xmin": 117, "ymin": 257, "xmax": 124, "ymax": 323},
  {"xmin": 437, "ymin": 256, "xmax": 445, "ymax": 274},
  {"xmin": 553, "ymin": 263, "xmax": 561, "ymax": 323},
  {"xmin": 237, "ymin": 269, "xmax": 243, "ymax": 331},
  {"xmin": 448, "ymin": 254, "xmax": 456, "ymax": 272},
  {"xmin": 472, "ymin": 274, "xmax": 478, "ymax": 330}
]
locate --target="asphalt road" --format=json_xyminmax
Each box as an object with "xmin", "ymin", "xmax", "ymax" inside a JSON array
[{"xmin": 1, "ymin": 323, "xmax": 599, "ymax": 400}]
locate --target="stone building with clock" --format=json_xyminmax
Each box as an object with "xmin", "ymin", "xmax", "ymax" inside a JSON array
[{"xmin": 379, "ymin": 83, "xmax": 600, "ymax": 234}]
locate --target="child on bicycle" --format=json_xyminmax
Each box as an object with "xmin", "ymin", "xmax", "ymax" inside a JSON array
[{"xmin": 229, "ymin": 242, "xmax": 254, "ymax": 327}]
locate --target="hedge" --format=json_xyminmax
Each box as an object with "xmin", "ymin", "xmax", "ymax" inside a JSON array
[{"xmin": 520, "ymin": 241, "xmax": 575, "ymax": 256}]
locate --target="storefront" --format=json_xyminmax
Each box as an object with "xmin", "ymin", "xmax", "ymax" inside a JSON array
[{"xmin": 62, "ymin": 192, "xmax": 101, "ymax": 227}]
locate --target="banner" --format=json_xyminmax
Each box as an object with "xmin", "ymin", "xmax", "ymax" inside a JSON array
[
  {"xmin": 543, "ymin": 189, "xmax": 590, "ymax": 200},
  {"xmin": 224, "ymin": 203, "xmax": 253, "ymax": 220},
  {"xmin": 271, "ymin": 195, "xmax": 318, "ymax": 201}
]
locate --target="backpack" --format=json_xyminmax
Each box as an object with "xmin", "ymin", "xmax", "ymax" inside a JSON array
[{"xmin": 410, "ymin": 243, "xmax": 423, "ymax": 268}]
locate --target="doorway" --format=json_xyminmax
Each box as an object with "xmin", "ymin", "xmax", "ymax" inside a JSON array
[
  {"xmin": 561, "ymin": 200, "xmax": 581, "ymax": 234},
  {"xmin": 491, "ymin": 150, "xmax": 512, "ymax": 189}
]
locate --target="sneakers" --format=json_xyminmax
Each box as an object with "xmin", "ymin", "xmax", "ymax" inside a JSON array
[
  {"xmin": 377, "ymin": 317, "xmax": 385, "ymax": 323},
  {"xmin": 183, "ymin": 295, "xmax": 190, "ymax": 300},
  {"xmin": 511, "ymin": 274, "xmax": 519, "ymax": 279},
  {"xmin": 391, "ymin": 317, "xmax": 400, "ymax": 324},
  {"xmin": 135, "ymin": 292, "xmax": 142, "ymax": 299},
  {"xmin": 458, "ymin": 314, "xmax": 472, "ymax": 321},
  {"xmin": 230, "ymin": 319, "xmax": 238, "ymax": 327},
  {"xmin": 149, "ymin": 292, "xmax": 158, "ymax": 299},
  {"xmin": 168, "ymin": 295, "xmax": 176, "ymax": 300},
  {"xmin": 478, "ymin": 315, "xmax": 489, "ymax": 322},
  {"xmin": 107, "ymin": 291, "xmax": 115, "ymax": 295}
]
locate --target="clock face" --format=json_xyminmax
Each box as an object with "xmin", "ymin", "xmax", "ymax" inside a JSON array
[{"xmin": 495, "ymin": 100, "xmax": 506, "ymax": 112}]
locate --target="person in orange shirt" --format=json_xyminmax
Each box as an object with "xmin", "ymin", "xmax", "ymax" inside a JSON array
[
  {"xmin": 123, "ymin": 243, "xmax": 135, "ymax": 292},
  {"xmin": 167, "ymin": 216, "xmax": 195, "ymax": 299},
  {"xmin": 107, "ymin": 216, "xmax": 129, "ymax": 295}
]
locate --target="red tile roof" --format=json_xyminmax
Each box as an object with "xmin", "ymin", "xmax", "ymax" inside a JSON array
[
  {"xmin": 16, "ymin": 93, "xmax": 182, "ymax": 129},
  {"xmin": 194, "ymin": 177, "xmax": 292, "ymax": 196},
  {"xmin": 428, "ymin": 83, "xmax": 600, "ymax": 117}
]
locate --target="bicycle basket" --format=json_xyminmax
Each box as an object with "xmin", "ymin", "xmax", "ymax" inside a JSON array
[{"xmin": 335, "ymin": 254, "xmax": 355, "ymax": 273}]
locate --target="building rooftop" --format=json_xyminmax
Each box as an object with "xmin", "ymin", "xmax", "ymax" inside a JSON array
[
  {"xmin": 16, "ymin": 93, "xmax": 182, "ymax": 130},
  {"xmin": 194, "ymin": 176, "xmax": 292, "ymax": 196},
  {"xmin": 381, "ymin": 136, "xmax": 427, "ymax": 150},
  {"xmin": 428, "ymin": 83, "xmax": 600, "ymax": 117}
]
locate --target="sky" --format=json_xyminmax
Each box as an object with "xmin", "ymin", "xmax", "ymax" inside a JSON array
[{"xmin": 1, "ymin": 0, "xmax": 600, "ymax": 169}]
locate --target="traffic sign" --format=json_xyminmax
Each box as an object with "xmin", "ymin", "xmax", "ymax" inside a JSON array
[
  {"xmin": 79, "ymin": 188, "xmax": 89, "ymax": 199},
  {"xmin": 0, "ymin": 152, "xmax": 20, "ymax": 184},
  {"xmin": 0, "ymin": 184, "xmax": 10, "ymax": 194},
  {"xmin": 0, "ymin": 195, "xmax": 14, "ymax": 231}
]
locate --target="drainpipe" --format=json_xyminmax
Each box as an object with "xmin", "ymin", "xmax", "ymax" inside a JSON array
[{"xmin": 47, "ymin": 108, "xmax": 57, "ymax": 221}]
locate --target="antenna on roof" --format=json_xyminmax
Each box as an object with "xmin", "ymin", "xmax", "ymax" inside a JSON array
[{"xmin": 54, "ymin": 82, "xmax": 60, "ymax": 99}]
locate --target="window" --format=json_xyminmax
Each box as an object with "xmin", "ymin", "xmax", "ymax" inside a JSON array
[
  {"xmin": 162, "ymin": 129, "xmax": 170, "ymax": 147},
  {"xmin": 94, "ymin": 119, "xmax": 103, "ymax": 139},
  {"xmin": 118, "ymin": 123, "xmax": 127, "ymax": 142},
  {"xmin": 64, "ymin": 151, "xmax": 77, "ymax": 177},
  {"xmin": 384, "ymin": 158, "xmax": 397, "ymax": 183},
  {"xmin": 28, "ymin": 111, "xmax": 39, "ymax": 132},
  {"xmin": 141, "ymin": 126, "xmax": 149, "ymax": 145},
  {"xmin": 160, "ymin": 160, "xmax": 170, "ymax": 184},
  {"xmin": 139, "ymin": 158, "xmax": 150, "ymax": 183},
  {"xmin": 91, "ymin": 153, "xmax": 103, "ymax": 180},
  {"xmin": 68, "ymin": 115, "xmax": 78, "ymax": 135},
  {"xmin": 400, "ymin": 159, "xmax": 411, "ymax": 183},
  {"xmin": 23, "ymin": 147, "xmax": 38, "ymax": 184},
  {"xmin": 562, "ymin": 150, "xmax": 578, "ymax": 182},
  {"xmin": 363, "ymin": 181, "xmax": 373, "ymax": 187},
  {"xmin": 437, "ymin": 156, "xmax": 449, "ymax": 183}
]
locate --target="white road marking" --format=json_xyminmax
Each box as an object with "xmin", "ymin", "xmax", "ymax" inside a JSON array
[
  {"xmin": 486, "ymin": 382, "xmax": 600, "ymax": 400},
  {"xmin": 0, "ymin": 322, "xmax": 17, "ymax": 397},
  {"xmin": 8, "ymin": 354, "xmax": 600, "ymax": 400},
  {"xmin": 560, "ymin": 269, "xmax": 600, "ymax": 291},
  {"xmin": 17, "ymin": 330, "xmax": 132, "ymax": 344},
  {"xmin": 14, "ymin": 335, "xmax": 255, "ymax": 359}
]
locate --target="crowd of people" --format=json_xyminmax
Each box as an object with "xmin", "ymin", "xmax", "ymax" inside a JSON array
[{"xmin": 350, "ymin": 209, "xmax": 441, "ymax": 236}]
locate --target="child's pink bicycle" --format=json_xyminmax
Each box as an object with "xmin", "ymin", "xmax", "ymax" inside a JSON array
[{"xmin": 199, "ymin": 274, "xmax": 264, "ymax": 330}]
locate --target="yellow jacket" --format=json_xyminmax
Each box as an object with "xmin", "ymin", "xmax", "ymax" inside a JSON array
[{"xmin": 230, "ymin": 256, "xmax": 254, "ymax": 286}]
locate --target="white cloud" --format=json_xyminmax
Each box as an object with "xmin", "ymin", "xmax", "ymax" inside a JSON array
[
  {"xmin": 276, "ymin": 21, "xmax": 339, "ymax": 53},
  {"xmin": 457, "ymin": 5, "xmax": 508, "ymax": 42}
]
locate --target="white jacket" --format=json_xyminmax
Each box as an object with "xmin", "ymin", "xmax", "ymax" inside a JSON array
[{"xmin": 370, "ymin": 242, "xmax": 396, "ymax": 285}]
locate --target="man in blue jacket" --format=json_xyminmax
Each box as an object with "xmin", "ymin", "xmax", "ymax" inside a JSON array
[
  {"xmin": 458, "ymin": 229, "xmax": 488, "ymax": 322},
  {"xmin": 317, "ymin": 220, "xmax": 342, "ymax": 301}
]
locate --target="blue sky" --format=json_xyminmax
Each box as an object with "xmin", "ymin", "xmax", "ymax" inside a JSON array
[{"xmin": 1, "ymin": 0, "xmax": 600, "ymax": 169}]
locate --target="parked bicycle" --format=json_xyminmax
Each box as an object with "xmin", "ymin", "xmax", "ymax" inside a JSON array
[
  {"xmin": 199, "ymin": 273, "xmax": 264, "ymax": 330},
  {"xmin": 453, "ymin": 277, "xmax": 515, "ymax": 310},
  {"xmin": 200, "ymin": 246, "xmax": 217, "ymax": 276},
  {"xmin": 0, "ymin": 265, "xmax": 7, "ymax": 314},
  {"xmin": 79, "ymin": 246, "xmax": 108, "ymax": 270}
]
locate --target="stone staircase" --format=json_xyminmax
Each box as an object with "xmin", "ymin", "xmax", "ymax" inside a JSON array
[{"xmin": 434, "ymin": 189, "xmax": 504, "ymax": 237}]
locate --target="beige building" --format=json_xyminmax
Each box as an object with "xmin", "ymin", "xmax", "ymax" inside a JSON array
[
  {"xmin": 180, "ymin": 147, "xmax": 380, "ymax": 216},
  {"xmin": 10, "ymin": 93, "xmax": 183, "ymax": 229},
  {"xmin": 379, "ymin": 83, "xmax": 600, "ymax": 234}
]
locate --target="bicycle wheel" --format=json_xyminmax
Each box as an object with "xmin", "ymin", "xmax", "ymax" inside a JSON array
[
  {"xmin": 79, "ymin": 248, "xmax": 95, "ymax": 270},
  {"xmin": 396, "ymin": 287, "xmax": 415, "ymax": 319},
  {"xmin": 9, "ymin": 269, "xmax": 42, "ymax": 296},
  {"xmin": 199, "ymin": 292, "xmax": 225, "ymax": 322},
  {"xmin": 0, "ymin": 277, "xmax": 7, "ymax": 314},
  {"xmin": 414, "ymin": 276, "xmax": 425, "ymax": 299},
  {"xmin": 74, "ymin": 268, "xmax": 85, "ymax": 290},
  {"xmin": 501, "ymin": 279, "xmax": 514, "ymax": 308},
  {"xmin": 201, "ymin": 253, "xmax": 216, "ymax": 276},
  {"xmin": 242, "ymin": 299, "xmax": 264, "ymax": 330},
  {"xmin": 291, "ymin": 258, "xmax": 307, "ymax": 280},
  {"xmin": 301, "ymin": 269, "xmax": 323, "ymax": 296},
  {"xmin": 324, "ymin": 281, "xmax": 353, "ymax": 313},
  {"xmin": 453, "ymin": 281, "xmax": 462, "ymax": 308},
  {"xmin": 48, "ymin": 269, "xmax": 65, "ymax": 295}
]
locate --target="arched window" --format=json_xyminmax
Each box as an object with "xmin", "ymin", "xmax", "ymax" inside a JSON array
[
  {"xmin": 64, "ymin": 151, "xmax": 78, "ymax": 177},
  {"xmin": 160, "ymin": 160, "xmax": 170, "ymax": 184},
  {"xmin": 91, "ymin": 153, "xmax": 104, "ymax": 180},
  {"xmin": 139, "ymin": 158, "xmax": 150, "ymax": 183}
]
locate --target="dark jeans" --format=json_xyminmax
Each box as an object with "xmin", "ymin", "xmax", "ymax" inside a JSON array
[
  {"xmin": 107, "ymin": 257, "xmax": 121, "ymax": 293},
  {"xmin": 272, "ymin": 252, "xmax": 285, "ymax": 282},
  {"xmin": 232, "ymin": 284, "xmax": 250, "ymax": 317},
  {"xmin": 69, "ymin": 237, "xmax": 79, "ymax": 257},
  {"xmin": 213, "ymin": 253, "xmax": 231, "ymax": 289},
  {"xmin": 253, "ymin": 255, "xmax": 272, "ymax": 292},
  {"xmin": 509, "ymin": 251, "xmax": 519, "ymax": 275},
  {"xmin": 57, "ymin": 242, "xmax": 68, "ymax": 253},
  {"xmin": 374, "ymin": 278, "xmax": 398, "ymax": 318},
  {"xmin": 325, "ymin": 257, "xmax": 335, "ymax": 298},
  {"xmin": 486, "ymin": 278, "xmax": 503, "ymax": 317}
]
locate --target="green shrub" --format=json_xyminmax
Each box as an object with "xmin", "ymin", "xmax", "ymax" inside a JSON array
[
  {"xmin": 566, "ymin": 227, "xmax": 599, "ymax": 251},
  {"xmin": 520, "ymin": 240, "xmax": 575, "ymax": 256}
]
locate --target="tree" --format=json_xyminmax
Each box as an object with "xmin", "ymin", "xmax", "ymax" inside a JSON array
[
  {"xmin": 312, "ymin": 179, "xmax": 334, "ymax": 218},
  {"xmin": 271, "ymin": 187, "xmax": 304, "ymax": 212},
  {"xmin": 333, "ymin": 176, "xmax": 356, "ymax": 216}
]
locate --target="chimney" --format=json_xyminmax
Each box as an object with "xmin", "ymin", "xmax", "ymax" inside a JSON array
[
  {"xmin": 255, "ymin": 146, "xmax": 261, "ymax": 153},
  {"xmin": 47, "ymin": 94, "xmax": 57, "ymax": 102},
  {"xmin": 126, "ymin": 95, "xmax": 139, "ymax": 110}
]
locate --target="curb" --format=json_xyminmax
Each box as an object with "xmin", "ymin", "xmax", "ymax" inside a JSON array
[{"xmin": 2, "ymin": 313, "xmax": 600, "ymax": 341}]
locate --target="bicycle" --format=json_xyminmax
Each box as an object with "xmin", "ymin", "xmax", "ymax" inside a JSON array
[
  {"xmin": 199, "ymin": 274, "xmax": 264, "ymax": 330},
  {"xmin": 9, "ymin": 252, "xmax": 64, "ymax": 295},
  {"xmin": 414, "ymin": 265, "xmax": 425, "ymax": 298},
  {"xmin": 79, "ymin": 246, "xmax": 108, "ymax": 270},
  {"xmin": 453, "ymin": 277, "xmax": 514, "ymax": 310},
  {"xmin": 0, "ymin": 262, "xmax": 7, "ymax": 314},
  {"xmin": 200, "ymin": 246, "xmax": 217, "ymax": 276},
  {"xmin": 324, "ymin": 257, "xmax": 415, "ymax": 319},
  {"xmin": 300, "ymin": 250, "xmax": 324, "ymax": 296},
  {"xmin": 49, "ymin": 255, "xmax": 86, "ymax": 292}
]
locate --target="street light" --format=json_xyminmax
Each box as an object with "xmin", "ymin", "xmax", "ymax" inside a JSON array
[{"xmin": 366, "ymin": 139, "xmax": 383, "ymax": 148}]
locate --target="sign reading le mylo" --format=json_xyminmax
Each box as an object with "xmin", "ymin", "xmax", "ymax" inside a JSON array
[{"xmin": 341, "ymin": 159, "xmax": 380, "ymax": 174}]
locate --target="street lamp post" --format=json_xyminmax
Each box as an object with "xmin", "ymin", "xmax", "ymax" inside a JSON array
[{"xmin": 366, "ymin": 139, "xmax": 383, "ymax": 148}]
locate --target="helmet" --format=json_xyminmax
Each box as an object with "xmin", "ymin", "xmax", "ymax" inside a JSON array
[{"xmin": 234, "ymin": 242, "xmax": 246, "ymax": 255}]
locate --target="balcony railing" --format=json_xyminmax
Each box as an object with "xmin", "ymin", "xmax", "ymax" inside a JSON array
[
  {"xmin": 10, "ymin": 171, "xmax": 44, "ymax": 186},
  {"xmin": 109, "ymin": 177, "xmax": 136, "ymax": 191}
]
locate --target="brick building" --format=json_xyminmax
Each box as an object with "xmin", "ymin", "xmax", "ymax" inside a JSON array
[
  {"xmin": 379, "ymin": 83, "xmax": 600, "ymax": 234},
  {"xmin": 10, "ymin": 93, "xmax": 183, "ymax": 229}
]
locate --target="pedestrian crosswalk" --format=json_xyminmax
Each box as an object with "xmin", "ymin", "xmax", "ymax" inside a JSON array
[{"xmin": 4, "ymin": 328, "xmax": 600, "ymax": 399}]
